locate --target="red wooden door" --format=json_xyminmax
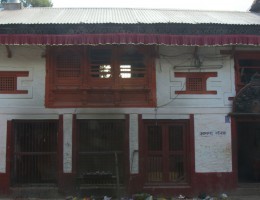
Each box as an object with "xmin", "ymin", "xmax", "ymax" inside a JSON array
[{"xmin": 143, "ymin": 121, "xmax": 189, "ymax": 184}]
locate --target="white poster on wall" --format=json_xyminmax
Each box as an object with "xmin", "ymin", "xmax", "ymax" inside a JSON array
[{"xmin": 195, "ymin": 114, "xmax": 232, "ymax": 173}]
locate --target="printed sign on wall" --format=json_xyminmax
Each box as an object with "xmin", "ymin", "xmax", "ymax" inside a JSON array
[{"xmin": 195, "ymin": 114, "xmax": 232, "ymax": 172}]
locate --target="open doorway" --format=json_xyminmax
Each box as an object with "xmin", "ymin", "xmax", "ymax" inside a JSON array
[{"xmin": 237, "ymin": 122, "xmax": 260, "ymax": 182}]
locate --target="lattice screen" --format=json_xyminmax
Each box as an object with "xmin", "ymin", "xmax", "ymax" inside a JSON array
[
  {"xmin": 0, "ymin": 76, "xmax": 16, "ymax": 92},
  {"xmin": 56, "ymin": 53, "xmax": 81, "ymax": 78},
  {"xmin": 186, "ymin": 77, "xmax": 203, "ymax": 91}
]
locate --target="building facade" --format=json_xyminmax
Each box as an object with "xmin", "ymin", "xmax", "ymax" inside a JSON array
[{"xmin": 0, "ymin": 2, "xmax": 260, "ymax": 197}]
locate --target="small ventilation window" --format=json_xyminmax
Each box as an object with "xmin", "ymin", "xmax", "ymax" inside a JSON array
[
  {"xmin": 175, "ymin": 72, "xmax": 217, "ymax": 94},
  {"xmin": 187, "ymin": 77, "xmax": 203, "ymax": 92},
  {"xmin": 0, "ymin": 71, "xmax": 29, "ymax": 94}
]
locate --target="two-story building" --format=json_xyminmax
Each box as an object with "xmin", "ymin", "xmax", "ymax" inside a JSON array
[{"xmin": 0, "ymin": 0, "xmax": 260, "ymax": 197}]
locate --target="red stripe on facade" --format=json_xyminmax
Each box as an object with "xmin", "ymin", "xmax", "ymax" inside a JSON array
[{"xmin": 0, "ymin": 34, "xmax": 260, "ymax": 46}]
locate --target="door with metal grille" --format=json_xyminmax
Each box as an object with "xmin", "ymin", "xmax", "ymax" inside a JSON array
[
  {"xmin": 143, "ymin": 120, "xmax": 189, "ymax": 184},
  {"xmin": 11, "ymin": 120, "xmax": 58, "ymax": 185},
  {"xmin": 77, "ymin": 119, "xmax": 125, "ymax": 186}
]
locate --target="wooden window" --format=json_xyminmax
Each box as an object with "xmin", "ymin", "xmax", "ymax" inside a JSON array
[
  {"xmin": 89, "ymin": 48, "xmax": 112, "ymax": 79},
  {"xmin": 235, "ymin": 51, "xmax": 260, "ymax": 92},
  {"xmin": 175, "ymin": 72, "xmax": 217, "ymax": 94},
  {"xmin": 46, "ymin": 45, "xmax": 156, "ymax": 108},
  {"xmin": 142, "ymin": 120, "xmax": 190, "ymax": 184},
  {"xmin": 0, "ymin": 71, "xmax": 29, "ymax": 94}
]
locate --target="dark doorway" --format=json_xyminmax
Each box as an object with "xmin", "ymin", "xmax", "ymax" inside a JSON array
[
  {"xmin": 237, "ymin": 122, "xmax": 260, "ymax": 182},
  {"xmin": 11, "ymin": 120, "xmax": 58, "ymax": 185},
  {"xmin": 77, "ymin": 119, "xmax": 126, "ymax": 186}
]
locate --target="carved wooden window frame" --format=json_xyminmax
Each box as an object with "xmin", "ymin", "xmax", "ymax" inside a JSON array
[
  {"xmin": 45, "ymin": 45, "xmax": 156, "ymax": 108},
  {"xmin": 0, "ymin": 71, "xmax": 29, "ymax": 94},
  {"xmin": 175, "ymin": 72, "xmax": 217, "ymax": 94},
  {"xmin": 234, "ymin": 51, "xmax": 260, "ymax": 92}
]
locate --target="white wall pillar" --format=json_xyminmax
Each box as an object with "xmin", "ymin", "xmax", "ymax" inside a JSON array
[
  {"xmin": 0, "ymin": 117, "xmax": 7, "ymax": 173},
  {"xmin": 63, "ymin": 114, "xmax": 73, "ymax": 173},
  {"xmin": 129, "ymin": 114, "xmax": 139, "ymax": 174}
]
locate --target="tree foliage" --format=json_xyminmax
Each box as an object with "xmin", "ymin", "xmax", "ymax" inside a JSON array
[
  {"xmin": 1, "ymin": 0, "xmax": 53, "ymax": 7},
  {"xmin": 21, "ymin": 0, "xmax": 53, "ymax": 7}
]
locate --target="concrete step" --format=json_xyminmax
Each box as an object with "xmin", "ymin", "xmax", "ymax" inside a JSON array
[
  {"xmin": 10, "ymin": 185, "xmax": 64, "ymax": 199},
  {"xmin": 228, "ymin": 183, "xmax": 260, "ymax": 196}
]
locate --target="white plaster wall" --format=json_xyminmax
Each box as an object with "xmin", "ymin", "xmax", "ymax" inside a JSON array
[
  {"xmin": 0, "ymin": 45, "xmax": 259, "ymax": 176},
  {"xmin": 0, "ymin": 45, "xmax": 45, "ymax": 108},
  {"xmin": 194, "ymin": 114, "xmax": 232, "ymax": 172},
  {"xmin": 156, "ymin": 46, "xmax": 236, "ymax": 111}
]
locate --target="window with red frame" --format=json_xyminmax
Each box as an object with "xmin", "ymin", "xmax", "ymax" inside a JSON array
[
  {"xmin": 46, "ymin": 45, "xmax": 156, "ymax": 108},
  {"xmin": 234, "ymin": 51, "xmax": 260, "ymax": 92},
  {"xmin": 0, "ymin": 71, "xmax": 29, "ymax": 94},
  {"xmin": 175, "ymin": 72, "xmax": 217, "ymax": 94}
]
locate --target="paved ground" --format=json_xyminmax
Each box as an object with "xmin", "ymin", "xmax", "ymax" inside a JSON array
[{"xmin": 0, "ymin": 196, "xmax": 260, "ymax": 200}]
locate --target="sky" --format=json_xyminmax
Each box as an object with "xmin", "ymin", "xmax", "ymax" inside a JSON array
[{"xmin": 52, "ymin": 0, "xmax": 255, "ymax": 11}]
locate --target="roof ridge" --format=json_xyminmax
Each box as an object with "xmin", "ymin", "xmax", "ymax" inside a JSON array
[{"xmin": 21, "ymin": 7, "xmax": 250, "ymax": 13}]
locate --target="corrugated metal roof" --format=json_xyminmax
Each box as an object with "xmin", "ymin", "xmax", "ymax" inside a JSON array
[{"xmin": 0, "ymin": 7, "xmax": 259, "ymax": 25}]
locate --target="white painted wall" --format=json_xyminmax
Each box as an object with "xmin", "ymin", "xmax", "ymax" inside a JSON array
[
  {"xmin": 156, "ymin": 46, "xmax": 236, "ymax": 111},
  {"xmin": 194, "ymin": 114, "xmax": 232, "ymax": 172},
  {"xmin": 0, "ymin": 45, "xmax": 259, "ymax": 175}
]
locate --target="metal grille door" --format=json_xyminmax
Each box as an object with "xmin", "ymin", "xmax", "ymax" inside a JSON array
[
  {"xmin": 12, "ymin": 120, "xmax": 58, "ymax": 185},
  {"xmin": 77, "ymin": 119, "xmax": 125, "ymax": 186}
]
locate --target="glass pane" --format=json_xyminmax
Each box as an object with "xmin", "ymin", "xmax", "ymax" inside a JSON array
[
  {"xmin": 169, "ymin": 155, "xmax": 185, "ymax": 182},
  {"xmin": 147, "ymin": 156, "xmax": 163, "ymax": 182},
  {"xmin": 169, "ymin": 126, "xmax": 183, "ymax": 151},
  {"xmin": 147, "ymin": 126, "xmax": 162, "ymax": 151},
  {"xmin": 90, "ymin": 49, "xmax": 112, "ymax": 78}
]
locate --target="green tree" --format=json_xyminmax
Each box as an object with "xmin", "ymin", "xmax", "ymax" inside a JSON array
[{"xmin": 21, "ymin": 0, "xmax": 53, "ymax": 7}]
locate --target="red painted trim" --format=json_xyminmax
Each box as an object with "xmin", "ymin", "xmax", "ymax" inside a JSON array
[
  {"xmin": 57, "ymin": 115, "xmax": 63, "ymax": 188},
  {"xmin": 189, "ymin": 114, "xmax": 195, "ymax": 189},
  {"xmin": 231, "ymin": 116, "xmax": 238, "ymax": 186},
  {"xmin": 0, "ymin": 34, "xmax": 260, "ymax": 46},
  {"xmin": 72, "ymin": 114, "xmax": 77, "ymax": 174},
  {"xmin": 0, "ymin": 121, "xmax": 12, "ymax": 194},
  {"xmin": 124, "ymin": 114, "xmax": 130, "ymax": 193}
]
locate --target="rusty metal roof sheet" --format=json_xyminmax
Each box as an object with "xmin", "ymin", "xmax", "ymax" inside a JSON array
[{"xmin": 0, "ymin": 7, "xmax": 259, "ymax": 25}]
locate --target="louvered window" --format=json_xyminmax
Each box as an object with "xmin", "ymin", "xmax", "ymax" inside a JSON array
[
  {"xmin": 0, "ymin": 71, "xmax": 29, "ymax": 94},
  {"xmin": 90, "ymin": 49, "xmax": 112, "ymax": 79},
  {"xmin": 46, "ymin": 46, "xmax": 156, "ymax": 107}
]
